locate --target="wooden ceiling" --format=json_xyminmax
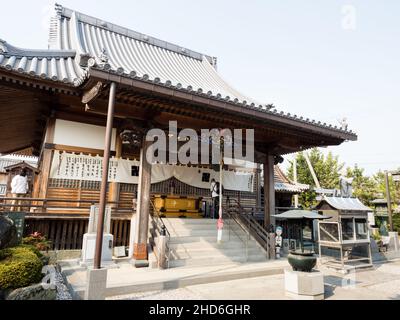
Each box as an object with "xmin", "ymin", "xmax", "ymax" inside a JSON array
[{"xmin": 0, "ymin": 85, "xmax": 50, "ymax": 155}]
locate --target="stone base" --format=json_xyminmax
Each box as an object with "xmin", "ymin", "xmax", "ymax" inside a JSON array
[
  {"xmin": 388, "ymin": 232, "xmax": 399, "ymax": 251},
  {"xmin": 81, "ymin": 233, "xmax": 113, "ymax": 264},
  {"xmin": 84, "ymin": 268, "xmax": 108, "ymax": 300},
  {"xmin": 132, "ymin": 259, "xmax": 149, "ymax": 268},
  {"xmin": 284, "ymin": 269, "xmax": 324, "ymax": 300}
]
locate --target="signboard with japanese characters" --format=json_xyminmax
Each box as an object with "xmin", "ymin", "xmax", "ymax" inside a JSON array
[{"xmin": 50, "ymin": 151, "xmax": 254, "ymax": 192}]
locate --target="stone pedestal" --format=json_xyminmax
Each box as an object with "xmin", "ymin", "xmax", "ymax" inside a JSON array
[
  {"xmin": 84, "ymin": 268, "xmax": 108, "ymax": 300},
  {"xmin": 81, "ymin": 233, "xmax": 114, "ymax": 266},
  {"xmin": 284, "ymin": 269, "xmax": 324, "ymax": 300},
  {"xmin": 388, "ymin": 232, "xmax": 399, "ymax": 251}
]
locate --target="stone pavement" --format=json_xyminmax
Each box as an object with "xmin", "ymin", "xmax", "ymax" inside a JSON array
[
  {"xmin": 107, "ymin": 259, "xmax": 400, "ymax": 300},
  {"xmin": 61, "ymin": 258, "xmax": 289, "ymax": 299}
]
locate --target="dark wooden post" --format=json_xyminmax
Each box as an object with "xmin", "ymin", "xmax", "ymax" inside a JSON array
[
  {"xmin": 93, "ymin": 82, "xmax": 117, "ymax": 270},
  {"xmin": 133, "ymin": 137, "xmax": 152, "ymax": 266},
  {"xmin": 263, "ymin": 155, "xmax": 275, "ymax": 228}
]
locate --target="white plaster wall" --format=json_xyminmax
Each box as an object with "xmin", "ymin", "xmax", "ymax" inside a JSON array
[{"xmin": 53, "ymin": 119, "xmax": 117, "ymax": 151}]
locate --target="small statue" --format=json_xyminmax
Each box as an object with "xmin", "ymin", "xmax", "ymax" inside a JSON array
[
  {"xmin": 275, "ymin": 226, "xmax": 283, "ymax": 259},
  {"xmin": 339, "ymin": 176, "xmax": 353, "ymax": 197},
  {"xmin": 339, "ymin": 117, "xmax": 348, "ymax": 131}
]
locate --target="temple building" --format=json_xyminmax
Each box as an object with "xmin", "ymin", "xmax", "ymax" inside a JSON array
[{"xmin": 0, "ymin": 5, "xmax": 356, "ymax": 265}]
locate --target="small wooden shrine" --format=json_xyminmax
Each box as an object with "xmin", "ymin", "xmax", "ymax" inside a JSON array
[{"xmin": 315, "ymin": 197, "xmax": 373, "ymax": 269}]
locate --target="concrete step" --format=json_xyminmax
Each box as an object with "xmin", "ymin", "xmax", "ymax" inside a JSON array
[
  {"xmin": 168, "ymin": 241, "xmax": 262, "ymax": 252},
  {"xmin": 170, "ymin": 246, "xmax": 266, "ymax": 260},
  {"xmin": 167, "ymin": 234, "xmax": 259, "ymax": 245},
  {"xmin": 168, "ymin": 254, "xmax": 268, "ymax": 268},
  {"xmin": 167, "ymin": 228, "xmax": 248, "ymax": 237}
]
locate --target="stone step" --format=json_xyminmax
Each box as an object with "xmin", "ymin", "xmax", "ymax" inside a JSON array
[
  {"xmin": 168, "ymin": 254, "xmax": 268, "ymax": 268},
  {"xmin": 168, "ymin": 240, "xmax": 262, "ymax": 251},
  {"xmin": 167, "ymin": 228, "xmax": 248, "ymax": 237},
  {"xmin": 169, "ymin": 246, "xmax": 266, "ymax": 260},
  {"xmin": 167, "ymin": 234, "xmax": 259, "ymax": 245}
]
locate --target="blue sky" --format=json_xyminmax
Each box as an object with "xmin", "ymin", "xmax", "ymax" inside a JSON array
[{"xmin": 1, "ymin": 1, "xmax": 399, "ymax": 175}]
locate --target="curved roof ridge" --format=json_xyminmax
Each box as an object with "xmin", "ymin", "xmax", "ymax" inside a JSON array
[{"xmin": 53, "ymin": 3, "xmax": 213, "ymax": 63}]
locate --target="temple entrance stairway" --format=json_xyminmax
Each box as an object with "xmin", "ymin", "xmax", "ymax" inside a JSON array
[{"xmin": 163, "ymin": 218, "xmax": 269, "ymax": 268}]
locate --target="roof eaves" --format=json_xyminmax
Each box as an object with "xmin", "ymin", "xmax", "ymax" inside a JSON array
[{"xmin": 89, "ymin": 65, "xmax": 358, "ymax": 141}]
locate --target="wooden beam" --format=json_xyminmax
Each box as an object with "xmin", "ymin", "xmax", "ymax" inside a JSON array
[
  {"xmin": 82, "ymin": 81, "xmax": 104, "ymax": 104},
  {"xmin": 263, "ymin": 155, "xmax": 275, "ymax": 228},
  {"xmin": 108, "ymin": 134, "xmax": 122, "ymax": 206},
  {"xmin": 133, "ymin": 138, "xmax": 152, "ymax": 264},
  {"xmin": 44, "ymin": 143, "xmax": 116, "ymax": 157}
]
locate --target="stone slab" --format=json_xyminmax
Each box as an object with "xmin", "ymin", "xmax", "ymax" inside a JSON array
[
  {"xmin": 284, "ymin": 269, "xmax": 324, "ymax": 300},
  {"xmin": 81, "ymin": 233, "xmax": 113, "ymax": 264}
]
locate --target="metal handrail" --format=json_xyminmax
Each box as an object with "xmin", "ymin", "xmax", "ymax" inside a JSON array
[
  {"xmin": 226, "ymin": 197, "xmax": 274, "ymax": 258},
  {"xmin": 149, "ymin": 200, "xmax": 171, "ymax": 268},
  {"xmin": 225, "ymin": 203, "xmax": 250, "ymax": 261}
]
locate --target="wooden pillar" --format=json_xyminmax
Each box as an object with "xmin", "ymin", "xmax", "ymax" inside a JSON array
[
  {"xmin": 263, "ymin": 155, "xmax": 275, "ymax": 228},
  {"xmin": 133, "ymin": 138, "xmax": 152, "ymax": 264},
  {"xmin": 108, "ymin": 135, "xmax": 122, "ymax": 206},
  {"xmin": 255, "ymin": 164, "xmax": 261, "ymax": 208},
  {"xmin": 36, "ymin": 117, "xmax": 56, "ymax": 200}
]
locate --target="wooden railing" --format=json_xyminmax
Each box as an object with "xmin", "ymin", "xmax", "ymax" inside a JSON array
[
  {"xmin": 0, "ymin": 197, "xmax": 134, "ymax": 218},
  {"xmin": 0, "ymin": 197, "xmax": 134, "ymax": 250}
]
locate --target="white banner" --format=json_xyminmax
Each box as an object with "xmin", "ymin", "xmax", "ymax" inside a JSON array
[{"xmin": 50, "ymin": 151, "xmax": 254, "ymax": 192}]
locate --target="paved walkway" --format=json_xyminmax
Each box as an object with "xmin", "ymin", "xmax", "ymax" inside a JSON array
[
  {"xmin": 61, "ymin": 259, "xmax": 289, "ymax": 299},
  {"xmin": 107, "ymin": 259, "xmax": 400, "ymax": 300}
]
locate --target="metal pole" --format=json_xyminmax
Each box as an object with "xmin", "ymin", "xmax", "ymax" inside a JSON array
[
  {"xmin": 385, "ymin": 170, "xmax": 394, "ymax": 232},
  {"xmin": 93, "ymin": 82, "xmax": 117, "ymax": 269},
  {"xmin": 293, "ymin": 156, "xmax": 299, "ymax": 208}
]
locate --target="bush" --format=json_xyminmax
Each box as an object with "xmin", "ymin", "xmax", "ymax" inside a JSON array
[
  {"xmin": 18, "ymin": 244, "xmax": 43, "ymax": 259},
  {"xmin": 0, "ymin": 246, "xmax": 43, "ymax": 290},
  {"xmin": 22, "ymin": 232, "xmax": 51, "ymax": 252}
]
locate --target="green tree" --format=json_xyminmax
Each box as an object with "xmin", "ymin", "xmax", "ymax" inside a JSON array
[
  {"xmin": 373, "ymin": 170, "xmax": 400, "ymax": 205},
  {"xmin": 287, "ymin": 148, "xmax": 344, "ymax": 209},
  {"xmin": 345, "ymin": 165, "xmax": 377, "ymax": 206}
]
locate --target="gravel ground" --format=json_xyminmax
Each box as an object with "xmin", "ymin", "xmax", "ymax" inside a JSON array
[
  {"xmin": 55, "ymin": 268, "xmax": 73, "ymax": 300},
  {"xmin": 107, "ymin": 288, "xmax": 205, "ymax": 300}
]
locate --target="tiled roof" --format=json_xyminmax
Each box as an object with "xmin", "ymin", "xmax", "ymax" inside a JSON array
[
  {"xmin": 0, "ymin": 4, "xmax": 357, "ymax": 140},
  {"xmin": 0, "ymin": 39, "xmax": 87, "ymax": 86},
  {"xmin": 321, "ymin": 196, "xmax": 372, "ymax": 212},
  {"xmin": 49, "ymin": 4, "xmax": 254, "ymax": 104},
  {"xmin": 45, "ymin": 4, "xmax": 356, "ymax": 139},
  {"xmin": 0, "ymin": 155, "xmax": 38, "ymax": 173},
  {"xmin": 274, "ymin": 165, "xmax": 309, "ymax": 193}
]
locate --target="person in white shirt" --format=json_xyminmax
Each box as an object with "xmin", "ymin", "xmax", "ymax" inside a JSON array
[
  {"xmin": 11, "ymin": 169, "xmax": 29, "ymax": 211},
  {"xmin": 210, "ymin": 179, "xmax": 219, "ymax": 219}
]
